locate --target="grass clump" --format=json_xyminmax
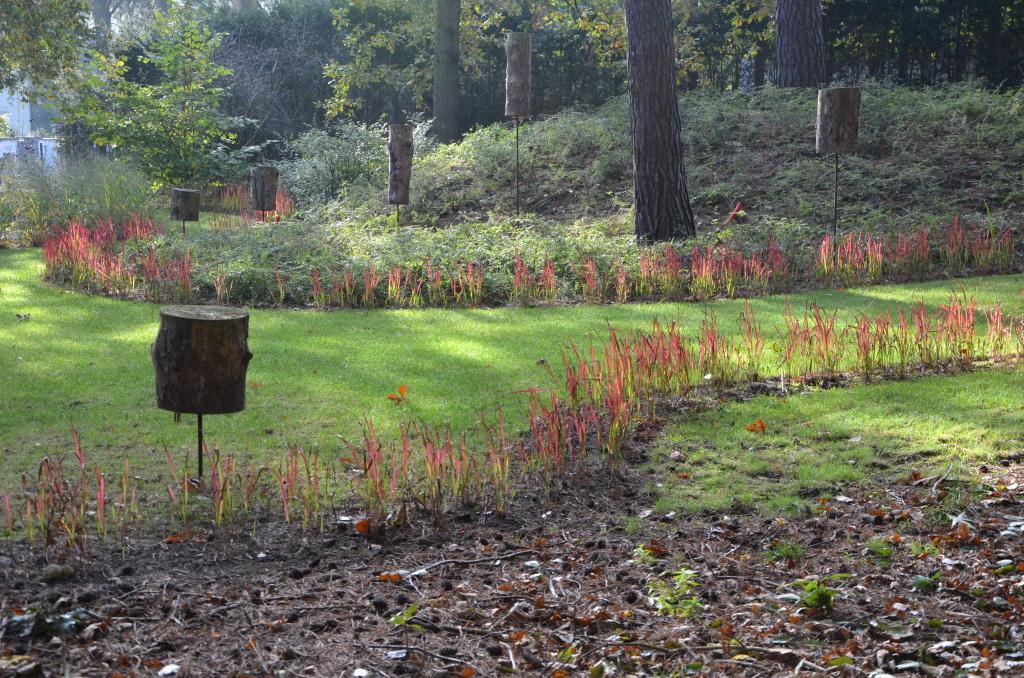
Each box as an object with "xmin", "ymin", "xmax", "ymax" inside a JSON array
[{"xmin": 0, "ymin": 157, "xmax": 155, "ymax": 247}]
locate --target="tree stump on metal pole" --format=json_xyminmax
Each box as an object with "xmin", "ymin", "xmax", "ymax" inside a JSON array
[
  {"xmin": 388, "ymin": 123, "xmax": 413, "ymax": 225},
  {"xmin": 505, "ymin": 32, "xmax": 531, "ymax": 217},
  {"xmin": 249, "ymin": 165, "xmax": 280, "ymax": 219},
  {"xmin": 816, "ymin": 87, "xmax": 861, "ymax": 238},
  {"xmin": 170, "ymin": 188, "xmax": 200, "ymax": 236},
  {"xmin": 152, "ymin": 305, "xmax": 252, "ymax": 477}
]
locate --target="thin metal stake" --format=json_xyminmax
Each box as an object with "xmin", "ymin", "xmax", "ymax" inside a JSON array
[
  {"xmin": 515, "ymin": 117, "xmax": 521, "ymax": 217},
  {"xmin": 832, "ymin": 152, "xmax": 840, "ymax": 239},
  {"xmin": 181, "ymin": 220, "xmax": 186, "ymax": 236},
  {"xmin": 197, "ymin": 413, "xmax": 204, "ymax": 478},
  {"xmin": 396, "ymin": 203, "xmax": 401, "ymax": 227}
]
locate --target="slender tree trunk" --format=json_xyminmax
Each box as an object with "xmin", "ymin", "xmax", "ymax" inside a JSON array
[
  {"xmin": 623, "ymin": 0, "xmax": 696, "ymax": 241},
  {"xmin": 233, "ymin": 0, "xmax": 257, "ymax": 11},
  {"xmin": 774, "ymin": 0, "xmax": 827, "ymax": 87},
  {"xmin": 91, "ymin": 0, "xmax": 112, "ymax": 33},
  {"xmin": 433, "ymin": 0, "xmax": 461, "ymax": 143}
]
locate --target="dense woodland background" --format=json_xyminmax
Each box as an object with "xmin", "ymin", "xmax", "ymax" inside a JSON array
[{"xmin": 61, "ymin": 1, "xmax": 1024, "ymax": 153}]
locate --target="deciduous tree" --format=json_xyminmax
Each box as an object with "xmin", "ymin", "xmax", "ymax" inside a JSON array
[
  {"xmin": 0, "ymin": 0, "xmax": 89, "ymax": 94},
  {"xmin": 61, "ymin": 5, "xmax": 239, "ymax": 185}
]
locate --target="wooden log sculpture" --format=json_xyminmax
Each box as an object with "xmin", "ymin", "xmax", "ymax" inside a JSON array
[
  {"xmin": 153, "ymin": 306, "xmax": 252, "ymax": 477},
  {"xmin": 153, "ymin": 305, "xmax": 252, "ymax": 415},
  {"xmin": 249, "ymin": 165, "xmax": 280, "ymax": 213},
  {"xmin": 504, "ymin": 32, "xmax": 532, "ymax": 119},
  {"xmin": 816, "ymin": 87, "xmax": 861, "ymax": 154},
  {"xmin": 170, "ymin": 189, "xmax": 200, "ymax": 222},
  {"xmin": 388, "ymin": 123, "xmax": 413, "ymax": 206}
]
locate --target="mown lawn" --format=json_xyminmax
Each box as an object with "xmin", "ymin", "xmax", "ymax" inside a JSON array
[
  {"xmin": 2, "ymin": 246, "xmax": 1022, "ymax": 490},
  {"xmin": 651, "ymin": 369, "xmax": 1024, "ymax": 515}
]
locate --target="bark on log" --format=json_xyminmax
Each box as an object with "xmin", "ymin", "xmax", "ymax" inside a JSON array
[
  {"xmin": 249, "ymin": 166, "xmax": 280, "ymax": 212},
  {"xmin": 152, "ymin": 305, "xmax": 252, "ymax": 415},
  {"xmin": 170, "ymin": 188, "xmax": 200, "ymax": 222},
  {"xmin": 816, "ymin": 87, "xmax": 861, "ymax": 154},
  {"xmin": 388, "ymin": 124, "xmax": 413, "ymax": 205},
  {"xmin": 505, "ymin": 32, "xmax": 532, "ymax": 119}
]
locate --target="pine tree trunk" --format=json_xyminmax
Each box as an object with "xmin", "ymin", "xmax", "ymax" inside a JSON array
[
  {"xmin": 433, "ymin": 0, "xmax": 461, "ymax": 143},
  {"xmin": 774, "ymin": 0, "xmax": 827, "ymax": 87},
  {"xmin": 623, "ymin": 0, "xmax": 696, "ymax": 241}
]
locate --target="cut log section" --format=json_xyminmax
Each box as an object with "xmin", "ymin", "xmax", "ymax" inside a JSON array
[
  {"xmin": 170, "ymin": 188, "xmax": 200, "ymax": 222},
  {"xmin": 504, "ymin": 32, "xmax": 532, "ymax": 119},
  {"xmin": 388, "ymin": 123, "xmax": 413, "ymax": 205},
  {"xmin": 816, "ymin": 87, "xmax": 861, "ymax": 154},
  {"xmin": 152, "ymin": 305, "xmax": 252, "ymax": 415},
  {"xmin": 249, "ymin": 165, "xmax": 280, "ymax": 212}
]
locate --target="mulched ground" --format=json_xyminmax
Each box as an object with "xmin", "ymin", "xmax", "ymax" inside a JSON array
[{"xmin": 1, "ymin": 449, "xmax": 1022, "ymax": 678}]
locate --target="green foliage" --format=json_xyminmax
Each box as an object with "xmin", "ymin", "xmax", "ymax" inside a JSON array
[
  {"xmin": 277, "ymin": 123, "xmax": 388, "ymax": 207},
  {"xmin": 647, "ymin": 568, "xmax": 702, "ymax": 617},
  {"xmin": 0, "ymin": 158, "xmax": 155, "ymax": 246},
  {"xmin": 324, "ymin": 0, "xmax": 432, "ymax": 120},
  {"xmin": 389, "ymin": 604, "xmax": 424, "ymax": 632},
  {"xmin": 0, "ymin": 0, "xmax": 89, "ymax": 94},
  {"xmin": 60, "ymin": 4, "xmax": 240, "ymax": 186},
  {"xmin": 766, "ymin": 540, "xmax": 807, "ymax": 563},
  {"xmin": 0, "ymin": 115, "xmax": 13, "ymax": 138},
  {"xmin": 789, "ymin": 574, "xmax": 852, "ymax": 613},
  {"xmin": 312, "ymin": 83, "xmax": 1022, "ymax": 235},
  {"xmin": 866, "ymin": 537, "xmax": 895, "ymax": 566}
]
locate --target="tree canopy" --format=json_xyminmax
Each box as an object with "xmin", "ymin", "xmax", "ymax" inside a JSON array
[{"xmin": 0, "ymin": 0, "xmax": 89, "ymax": 95}]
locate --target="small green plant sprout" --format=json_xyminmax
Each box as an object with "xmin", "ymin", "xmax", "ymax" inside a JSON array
[
  {"xmin": 631, "ymin": 543, "xmax": 659, "ymax": 566},
  {"xmin": 784, "ymin": 574, "xmax": 852, "ymax": 614},
  {"xmin": 647, "ymin": 567, "xmax": 702, "ymax": 618},
  {"xmin": 866, "ymin": 536, "xmax": 896, "ymax": 565},
  {"xmin": 909, "ymin": 540, "xmax": 939, "ymax": 559},
  {"xmin": 911, "ymin": 571, "xmax": 942, "ymax": 592},
  {"xmin": 389, "ymin": 604, "xmax": 424, "ymax": 632},
  {"xmin": 766, "ymin": 540, "xmax": 807, "ymax": 564}
]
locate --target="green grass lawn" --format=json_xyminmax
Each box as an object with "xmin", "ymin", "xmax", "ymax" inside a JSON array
[
  {"xmin": 651, "ymin": 368, "xmax": 1024, "ymax": 515},
  {"xmin": 2, "ymin": 245, "xmax": 1023, "ymax": 490}
]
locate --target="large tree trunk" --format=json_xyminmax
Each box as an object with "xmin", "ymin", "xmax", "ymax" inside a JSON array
[
  {"xmin": 623, "ymin": 0, "xmax": 696, "ymax": 241},
  {"xmin": 433, "ymin": 0, "xmax": 461, "ymax": 143},
  {"xmin": 774, "ymin": 0, "xmax": 827, "ymax": 87}
]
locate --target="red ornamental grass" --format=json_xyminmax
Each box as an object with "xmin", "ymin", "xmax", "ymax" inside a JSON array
[
  {"xmin": 511, "ymin": 251, "xmax": 532, "ymax": 303},
  {"xmin": 818, "ymin": 234, "xmax": 834, "ymax": 277},
  {"xmin": 739, "ymin": 301, "xmax": 765, "ymax": 380},
  {"xmin": 541, "ymin": 257, "xmax": 557, "ymax": 302},
  {"xmin": 362, "ymin": 265, "xmax": 380, "ymax": 307},
  {"xmin": 986, "ymin": 303, "xmax": 1009, "ymax": 360},
  {"xmin": 614, "ymin": 264, "xmax": 630, "ymax": 303},
  {"xmin": 637, "ymin": 250, "xmax": 658, "ymax": 297},
  {"xmin": 944, "ymin": 215, "xmax": 966, "ymax": 271}
]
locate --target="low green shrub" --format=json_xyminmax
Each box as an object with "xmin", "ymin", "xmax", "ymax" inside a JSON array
[{"xmin": 307, "ymin": 82, "xmax": 1023, "ymax": 233}]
